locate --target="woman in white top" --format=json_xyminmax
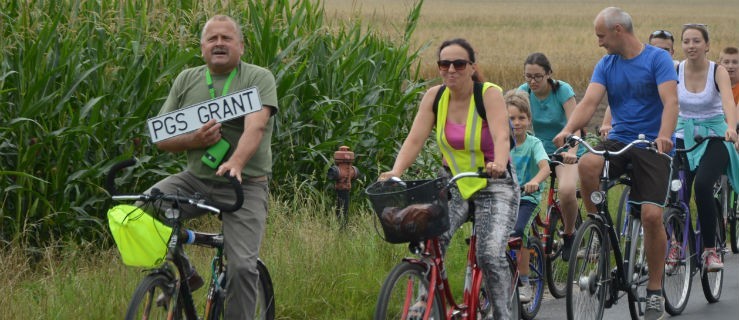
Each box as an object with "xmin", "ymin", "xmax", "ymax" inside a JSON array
[{"xmin": 675, "ymin": 24, "xmax": 738, "ymax": 272}]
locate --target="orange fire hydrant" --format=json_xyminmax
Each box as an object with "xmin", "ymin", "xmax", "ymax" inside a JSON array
[{"xmin": 327, "ymin": 146, "xmax": 359, "ymax": 225}]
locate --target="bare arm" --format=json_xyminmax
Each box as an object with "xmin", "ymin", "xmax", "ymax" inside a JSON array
[
  {"xmin": 599, "ymin": 106, "xmax": 613, "ymax": 138},
  {"xmin": 561, "ymin": 96, "xmax": 581, "ymax": 162},
  {"xmin": 656, "ymin": 80, "xmax": 679, "ymax": 153},
  {"xmin": 523, "ymin": 159, "xmax": 551, "ymax": 194},
  {"xmin": 553, "ymin": 82, "xmax": 606, "ymax": 147},
  {"xmin": 379, "ymin": 87, "xmax": 438, "ymax": 180},
  {"xmin": 716, "ymin": 65, "xmax": 738, "ymax": 142},
  {"xmin": 484, "ymin": 86, "xmax": 510, "ymax": 177},
  {"xmin": 216, "ymin": 106, "xmax": 274, "ymax": 182}
]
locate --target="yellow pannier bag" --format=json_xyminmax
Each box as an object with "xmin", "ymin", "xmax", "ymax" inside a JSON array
[{"xmin": 107, "ymin": 204, "xmax": 172, "ymax": 267}]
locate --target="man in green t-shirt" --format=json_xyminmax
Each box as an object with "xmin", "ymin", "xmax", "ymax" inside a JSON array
[{"xmin": 147, "ymin": 14, "xmax": 278, "ymax": 319}]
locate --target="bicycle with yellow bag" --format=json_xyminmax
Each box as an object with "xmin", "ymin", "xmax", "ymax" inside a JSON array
[{"xmin": 106, "ymin": 158, "xmax": 274, "ymax": 320}]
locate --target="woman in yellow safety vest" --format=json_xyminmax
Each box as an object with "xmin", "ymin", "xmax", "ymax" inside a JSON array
[{"xmin": 379, "ymin": 38, "xmax": 519, "ymax": 320}]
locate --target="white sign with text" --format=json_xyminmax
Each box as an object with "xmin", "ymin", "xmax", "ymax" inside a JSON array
[{"xmin": 147, "ymin": 87, "xmax": 262, "ymax": 143}]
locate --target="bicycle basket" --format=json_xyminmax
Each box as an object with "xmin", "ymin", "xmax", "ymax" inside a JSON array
[
  {"xmin": 365, "ymin": 178, "xmax": 449, "ymax": 243},
  {"xmin": 107, "ymin": 204, "xmax": 172, "ymax": 267}
]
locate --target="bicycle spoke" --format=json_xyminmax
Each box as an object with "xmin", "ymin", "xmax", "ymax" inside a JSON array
[{"xmin": 566, "ymin": 220, "xmax": 606, "ymax": 320}]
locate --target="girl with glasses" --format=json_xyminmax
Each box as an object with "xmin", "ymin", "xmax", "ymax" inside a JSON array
[{"xmin": 518, "ymin": 52, "xmax": 582, "ymax": 261}]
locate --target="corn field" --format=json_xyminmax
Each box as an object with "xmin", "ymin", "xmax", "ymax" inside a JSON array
[{"xmin": 0, "ymin": 0, "xmax": 434, "ymax": 249}]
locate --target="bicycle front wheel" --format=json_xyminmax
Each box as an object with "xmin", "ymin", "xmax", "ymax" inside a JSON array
[
  {"xmin": 625, "ymin": 216, "xmax": 647, "ymax": 319},
  {"xmin": 374, "ymin": 262, "xmax": 443, "ymax": 320},
  {"xmin": 125, "ymin": 272, "xmax": 182, "ymax": 320},
  {"xmin": 566, "ymin": 219, "xmax": 607, "ymax": 320},
  {"xmin": 521, "ymin": 237, "xmax": 545, "ymax": 320},
  {"xmin": 728, "ymin": 188, "xmax": 739, "ymax": 253},
  {"xmin": 546, "ymin": 206, "xmax": 580, "ymax": 298},
  {"xmin": 730, "ymin": 198, "xmax": 739, "ymax": 253},
  {"xmin": 208, "ymin": 260, "xmax": 275, "ymax": 320},
  {"xmin": 701, "ymin": 212, "xmax": 725, "ymax": 303},
  {"xmin": 662, "ymin": 208, "xmax": 693, "ymax": 315}
]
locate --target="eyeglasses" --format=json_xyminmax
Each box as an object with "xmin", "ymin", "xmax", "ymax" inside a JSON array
[
  {"xmin": 650, "ymin": 30, "xmax": 674, "ymax": 41},
  {"xmin": 437, "ymin": 59, "xmax": 472, "ymax": 71},
  {"xmin": 524, "ymin": 73, "xmax": 545, "ymax": 82}
]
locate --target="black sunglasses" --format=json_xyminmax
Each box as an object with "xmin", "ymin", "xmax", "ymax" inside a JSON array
[{"xmin": 437, "ymin": 59, "xmax": 472, "ymax": 71}]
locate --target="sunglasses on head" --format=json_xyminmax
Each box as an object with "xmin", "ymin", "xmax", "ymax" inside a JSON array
[
  {"xmin": 437, "ymin": 59, "xmax": 472, "ymax": 71},
  {"xmin": 683, "ymin": 23, "xmax": 708, "ymax": 29},
  {"xmin": 650, "ymin": 29, "xmax": 673, "ymax": 40}
]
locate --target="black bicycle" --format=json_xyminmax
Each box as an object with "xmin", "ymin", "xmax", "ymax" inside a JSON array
[
  {"xmin": 562, "ymin": 135, "xmax": 667, "ymax": 320},
  {"xmin": 106, "ymin": 158, "xmax": 275, "ymax": 320}
]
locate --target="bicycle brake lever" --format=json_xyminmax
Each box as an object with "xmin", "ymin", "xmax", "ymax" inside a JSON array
[{"xmin": 388, "ymin": 176, "xmax": 407, "ymax": 187}]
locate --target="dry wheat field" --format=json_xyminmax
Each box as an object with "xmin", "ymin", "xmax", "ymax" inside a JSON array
[{"xmin": 323, "ymin": 0, "xmax": 739, "ymax": 92}]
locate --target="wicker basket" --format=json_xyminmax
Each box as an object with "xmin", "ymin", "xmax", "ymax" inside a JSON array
[{"xmin": 365, "ymin": 178, "xmax": 450, "ymax": 243}]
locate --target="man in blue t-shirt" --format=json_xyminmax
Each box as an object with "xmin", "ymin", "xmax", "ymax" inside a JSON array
[{"xmin": 553, "ymin": 7, "xmax": 678, "ymax": 320}]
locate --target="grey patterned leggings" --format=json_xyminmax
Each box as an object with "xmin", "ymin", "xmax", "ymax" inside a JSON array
[{"xmin": 439, "ymin": 167, "xmax": 519, "ymax": 320}]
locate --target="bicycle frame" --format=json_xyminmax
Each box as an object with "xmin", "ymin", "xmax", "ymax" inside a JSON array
[
  {"xmin": 534, "ymin": 170, "xmax": 560, "ymax": 255},
  {"xmin": 566, "ymin": 135, "xmax": 656, "ymax": 306},
  {"xmin": 402, "ymin": 225, "xmax": 485, "ymax": 319},
  {"xmin": 153, "ymin": 206, "xmax": 224, "ymax": 320},
  {"xmin": 593, "ymin": 152, "xmax": 637, "ymax": 304},
  {"xmin": 669, "ymin": 142, "xmax": 712, "ymax": 274}
]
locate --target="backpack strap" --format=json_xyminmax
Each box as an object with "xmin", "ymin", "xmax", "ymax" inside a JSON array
[
  {"xmin": 433, "ymin": 82, "xmax": 487, "ymax": 119},
  {"xmin": 473, "ymin": 82, "xmax": 486, "ymax": 120},
  {"xmin": 432, "ymin": 84, "xmax": 445, "ymax": 116},
  {"xmin": 432, "ymin": 82, "xmax": 514, "ymax": 149},
  {"xmin": 676, "ymin": 62, "xmax": 719, "ymax": 92},
  {"xmin": 713, "ymin": 62, "xmax": 719, "ymax": 92}
]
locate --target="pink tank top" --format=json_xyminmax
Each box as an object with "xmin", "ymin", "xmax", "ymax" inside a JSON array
[{"xmin": 444, "ymin": 119, "xmax": 495, "ymax": 162}]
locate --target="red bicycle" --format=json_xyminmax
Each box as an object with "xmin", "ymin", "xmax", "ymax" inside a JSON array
[
  {"xmin": 529, "ymin": 154, "xmax": 583, "ymax": 298},
  {"xmin": 367, "ymin": 171, "xmax": 521, "ymax": 320}
]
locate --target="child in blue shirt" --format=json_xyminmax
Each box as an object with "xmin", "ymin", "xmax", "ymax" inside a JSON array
[{"xmin": 506, "ymin": 89, "xmax": 550, "ymax": 303}]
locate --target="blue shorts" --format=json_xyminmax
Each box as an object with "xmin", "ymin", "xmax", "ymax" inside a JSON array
[{"xmin": 513, "ymin": 200, "xmax": 539, "ymax": 246}]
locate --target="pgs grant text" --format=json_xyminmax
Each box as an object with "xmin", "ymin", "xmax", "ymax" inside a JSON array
[{"xmin": 146, "ymin": 87, "xmax": 262, "ymax": 143}]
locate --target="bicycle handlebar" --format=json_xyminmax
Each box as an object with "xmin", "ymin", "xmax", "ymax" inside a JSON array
[
  {"xmin": 548, "ymin": 153, "xmax": 579, "ymax": 166},
  {"xmin": 446, "ymin": 169, "xmax": 491, "ymax": 188},
  {"xmin": 105, "ymin": 158, "xmax": 244, "ymax": 214},
  {"xmin": 675, "ymin": 135, "xmax": 727, "ymax": 154}
]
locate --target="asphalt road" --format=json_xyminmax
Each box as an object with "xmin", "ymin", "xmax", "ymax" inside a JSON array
[{"xmin": 535, "ymin": 252, "xmax": 739, "ymax": 319}]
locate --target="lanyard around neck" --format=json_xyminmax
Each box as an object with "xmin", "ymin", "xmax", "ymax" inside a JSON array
[{"xmin": 205, "ymin": 68, "xmax": 238, "ymax": 99}]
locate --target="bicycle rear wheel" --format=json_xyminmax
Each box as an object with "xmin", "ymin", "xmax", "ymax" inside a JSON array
[
  {"xmin": 208, "ymin": 260, "xmax": 275, "ymax": 320},
  {"xmin": 700, "ymin": 212, "xmax": 724, "ymax": 303},
  {"xmin": 566, "ymin": 219, "xmax": 607, "ymax": 320},
  {"xmin": 521, "ymin": 238, "xmax": 545, "ymax": 320},
  {"xmin": 662, "ymin": 208, "xmax": 693, "ymax": 315},
  {"xmin": 625, "ymin": 216, "xmax": 647, "ymax": 319},
  {"xmin": 729, "ymin": 189, "xmax": 739, "ymax": 253},
  {"xmin": 546, "ymin": 206, "xmax": 581, "ymax": 298},
  {"xmin": 125, "ymin": 272, "xmax": 183, "ymax": 320},
  {"xmin": 255, "ymin": 260, "xmax": 276, "ymax": 320},
  {"xmin": 374, "ymin": 262, "xmax": 443, "ymax": 320}
]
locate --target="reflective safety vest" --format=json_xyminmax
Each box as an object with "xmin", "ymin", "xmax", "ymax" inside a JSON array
[{"xmin": 435, "ymin": 82, "xmax": 502, "ymax": 199}]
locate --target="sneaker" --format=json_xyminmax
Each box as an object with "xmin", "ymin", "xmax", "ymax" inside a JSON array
[
  {"xmin": 156, "ymin": 268, "xmax": 205, "ymax": 307},
  {"xmin": 665, "ymin": 240, "xmax": 681, "ymax": 274},
  {"xmin": 406, "ymin": 294, "xmax": 427, "ymax": 320},
  {"xmin": 561, "ymin": 233, "xmax": 575, "ymax": 262},
  {"xmin": 644, "ymin": 294, "xmax": 665, "ymax": 320},
  {"xmin": 576, "ymin": 236, "xmax": 600, "ymax": 260},
  {"xmin": 518, "ymin": 284, "xmax": 532, "ymax": 303},
  {"xmin": 702, "ymin": 248, "xmax": 724, "ymax": 272},
  {"xmin": 187, "ymin": 269, "xmax": 205, "ymax": 291}
]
